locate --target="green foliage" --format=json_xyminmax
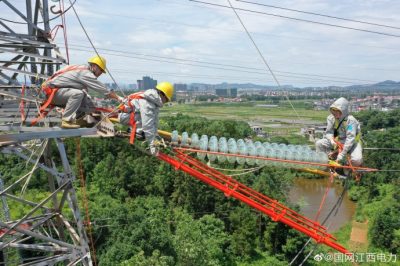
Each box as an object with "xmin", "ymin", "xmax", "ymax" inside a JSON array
[
  {"xmin": 120, "ymin": 250, "xmax": 174, "ymax": 266},
  {"xmin": 172, "ymin": 210, "xmax": 231, "ymax": 266},
  {"xmin": 370, "ymin": 205, "xmax": 400, "ymax": 252},
  {"xmin": 161, "ymin": 113, "xmax": 254, "ymax": 139},
  {"xmin": 195, "ymin": 95, "xmax": 218, "ymax": 101},
  {"xmin": 355, "ymin": 109, "xmax": 400, "ymax": 131},
  {"xmin": 96, "ymin": 196, "xmax": 174, "ymax": 265},
  {"xmin": 347, "ymin": 109, "xmax": 400, "ymax": 256},
  {"xmin": 238, "ymin": 254, "xmax": 287, "ymax": 266},
  {"xmin": 228, "ymin": 207, "xmax": 258, "ymax": 259}
]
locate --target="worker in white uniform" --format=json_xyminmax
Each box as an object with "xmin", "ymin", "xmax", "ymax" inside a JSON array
[
  {"xmin": 316, "ymin": 97, "xmax": 363, "ymax": 166},
  {"xmin": 42, "ymin": 55, "xmax": 112, "ymax": 128},
  {"xmin": 108, "ymin": 82, "xmax": 174, "ymax": 156}
]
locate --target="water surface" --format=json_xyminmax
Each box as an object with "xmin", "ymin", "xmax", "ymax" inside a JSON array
[{"xmin": 288, "ymin": 178, "xmax": 356, "ymax": 232}]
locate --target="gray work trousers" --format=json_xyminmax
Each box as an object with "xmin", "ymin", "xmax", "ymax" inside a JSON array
[
  {"xmin": 51, "ymin": 88, "xmax": 95, "ymax": 121},
  {"xmin": 316, "ymin": 138, "xmax": 363, "ymax": 166}
]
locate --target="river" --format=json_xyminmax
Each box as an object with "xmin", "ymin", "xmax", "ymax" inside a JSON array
[{"xmin": 288, "ymin": 178, "xmax": 356, "ymax": 232}]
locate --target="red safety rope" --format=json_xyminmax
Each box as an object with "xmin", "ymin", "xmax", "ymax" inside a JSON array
[
  {"xmin": 118, "ymin": 92, "xmax": 145, "ymax": 144},
  {"xmin": 314, "ymin": 171, "xmax": 335, "ymax": 222},
  {"xmin": 19, "ymin": 85, "xmax": 26, "ymax": 122},
  {"xmin": 30, "ymin": 65, "xmax": 89, "ymax": 126},
  {"xmin": 333, "ymin": 139, "xmax": 362, "ymax": 181},
  {"xmin": 49, "ymin": 0, "xmax": 70, "ymax": 63}
]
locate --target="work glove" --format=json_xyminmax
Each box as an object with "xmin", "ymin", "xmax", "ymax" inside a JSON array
[
  {"xmin": 105, "ymin": 91, "xmax": 118, "ymax": 100},
  {"xmin": 328, "ymin": 150, "xmax": 338, "ymax": 160},
  {"xmin": 336, "ymin": 152, "xmax": 346, "ymax": 164},
  {"xmin": 149, "ymin": 143, "xmax": 159, "ymax": 157},
  {"xmin": 328, "ymin": 160, "xmax": 342, "ymax": 167},
  {"xmin": 154, "ymin": 135, "xmax": 166, "ymax": 148}
]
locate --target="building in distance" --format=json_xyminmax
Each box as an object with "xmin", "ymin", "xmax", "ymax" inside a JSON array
[
  {"xmin": 215, "ymin": 88, "xmax": 238, "ymax": 98},
  {"xmin": 137, "ymin": 76, "xmax": 157, "ymax": 90}
]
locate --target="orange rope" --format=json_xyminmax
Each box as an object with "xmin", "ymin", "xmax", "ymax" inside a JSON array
[
  {"xmin": 334, "ymin": 139, "xmax": 363, "ymax": 181},
  {"xmin": 347, "ymin": 154, "xmax": 361, "ymax": 182},
  {"xmin": 314, "ymin": 171, "xmax": 335, "ymax": 222},
  {"xmin": 75, "ymin": 138, "xmax": 97, "ymax": 266},
  {"xmin": 174, "ymin": 147, "xmax": 378, "ymax": 172},
  {"xmin": 19, "ymin": 84, "xmax": 26, "ymax": 122}
]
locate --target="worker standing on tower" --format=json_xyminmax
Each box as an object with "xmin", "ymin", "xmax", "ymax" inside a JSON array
[
  {"xmin": 108, "ymin": 82, "xmax": 174, "ymax": 156},
  {"xmin": 316, "ymin": 97, "xmax": 363, "ymax": 167},
  {"xmin": 39, "ymin": 55, "xmax": 113, "ymax": 128}
]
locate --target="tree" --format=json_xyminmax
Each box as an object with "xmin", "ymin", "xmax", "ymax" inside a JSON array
[
  {"xmin": 121, "ymin": 250, "xmax": 174, "ymax": 266},
  {"xmin": 228, "ymin": 207, "xmax": 258, "ymax": 260},
  {"xmin": 97, "ymin": 196, "xmax": 174, "ymax": 265},
  {"xmin": 370, "ymin": 207, "xmax": 398, "ymax": 250},
  {"xmin": 172, "ymin": 210, "xmax": 231, "ymax": 265}
]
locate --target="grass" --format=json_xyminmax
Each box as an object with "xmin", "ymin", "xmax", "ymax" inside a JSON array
[
  {"xmin": 161, "ymin": 101, "xmax": 327, "ymax": 122},
  {"xmin": 160, "ymin": 100, "xmax": 328, "ymax": 136}
]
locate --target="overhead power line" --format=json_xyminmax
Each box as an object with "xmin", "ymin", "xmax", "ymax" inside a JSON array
[
  {"xmin": 189, "ymin": 0, "xmax": 400, "ymax": 38},
  {"xmin": 111, "ymin": 68, "xmax": 361, "ymax": 86},
  {"xmin": 93, "ymin": 10, "xmax": 399, "ymax": 52},
  {"xmin": 68, "ymin": 0, "xmax": 125, "ymax": 97},
  {"xmin": 66, "ymin": 44, "xmax": 378, "ymax": 85},
  {"xmin": 225, "ymin": 0, "xmax": 302, "ymax": 126},
  {"xmin": 236, "ymin": 0, "xmax": 400, "ymax": 31}
]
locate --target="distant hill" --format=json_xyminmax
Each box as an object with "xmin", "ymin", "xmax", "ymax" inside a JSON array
[
  {"xmin": 345, "ymin": 80, "xmax": 400, "ymax": 90},
  {"xmin": 189, "ymin": 80, "xmax": 400, "ymax": 91},
  {"xmin": 189, "ymin": 82, "xmax": 293, "ymax": 90}
]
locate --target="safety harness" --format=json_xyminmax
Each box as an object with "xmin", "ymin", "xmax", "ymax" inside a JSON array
[
  {"xmin": 118, "ymin": 91, "xmax": 145, "ymax": 144},
  {"xmin": 333, "ymin": 117, "xmax": 361, "ymax": 142},
  {"xmin": 31, "ymin": 65, "xmax": 89, "ymax": 126}
]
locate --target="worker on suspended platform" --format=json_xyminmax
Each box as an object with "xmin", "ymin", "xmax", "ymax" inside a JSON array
[
  {"xmin": 107, "ymin": 82, "xmax": 174, "ymax": 156},
  {"xmin": 316, "ymin": 97, "xmax": 363, "ymax": 170},
  {"xmin": 38, "ymin": 55, "xmax": 113, "ymax": 129}
]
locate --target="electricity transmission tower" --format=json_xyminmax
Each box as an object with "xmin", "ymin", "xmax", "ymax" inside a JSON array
[{"xmin": 0, "ymin": 1, "xmax": 93, "ymax": 265}]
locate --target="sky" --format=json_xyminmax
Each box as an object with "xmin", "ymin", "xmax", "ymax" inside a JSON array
[{"xmin": 2, "ymin": 0, "xmax": 400, "ymax": 87}]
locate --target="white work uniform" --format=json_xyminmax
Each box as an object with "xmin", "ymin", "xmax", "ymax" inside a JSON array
[
  {"xmin": 118, "ymin": 89, "xmax": 163, "ymax": 146},
  {"xmin": 316, "ymin": 97, "xmax": 363, "ymax": 166},
  {"xmin": 46, "ymin": 64, "xmax": 109, "ymax": 121}
]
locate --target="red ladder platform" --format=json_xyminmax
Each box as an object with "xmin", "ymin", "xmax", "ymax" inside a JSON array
[{"xmin": 158, "ymin": 149, "xmax": 350, "ymax": 254}]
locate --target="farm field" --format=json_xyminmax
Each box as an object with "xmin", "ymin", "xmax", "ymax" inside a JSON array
[{"xmin": 160, "ymin": 100, "xmax": 328, "ymax": 135}]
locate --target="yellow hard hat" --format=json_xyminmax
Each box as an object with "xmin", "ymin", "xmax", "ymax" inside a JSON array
[
  {"xmin": 156, "ymin": 82, "xmax": 174, "ymax": 101},
  {"xmin": 88, "ymin": 55, "xmax": 107, "ymax": 73}
]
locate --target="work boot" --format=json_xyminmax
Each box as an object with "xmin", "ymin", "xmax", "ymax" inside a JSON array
[{"xmin": 61, "ymin": 120, "xmax": 80, "ymax": 129}]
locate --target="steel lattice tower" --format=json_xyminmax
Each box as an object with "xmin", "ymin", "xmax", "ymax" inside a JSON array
[{"xmin": 0, "ymin": 1, "xmax": 93, "ymax": 265}]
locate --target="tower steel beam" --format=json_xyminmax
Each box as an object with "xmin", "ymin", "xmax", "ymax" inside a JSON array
[
  {"xmin": 0, "ymin": 139, "xmax": 93, "ymax": 265},
  {"xmin": 0, "ymin": 2, "xmax": 94, "ymax": 265}
]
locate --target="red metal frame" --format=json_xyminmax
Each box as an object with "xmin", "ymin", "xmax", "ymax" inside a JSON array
[{"xmin": 157, "ymin": 149, "xmax": 350, "ymax": 254}]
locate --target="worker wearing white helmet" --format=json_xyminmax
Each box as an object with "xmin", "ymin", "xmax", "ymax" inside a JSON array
[
  {"xmin": 42, "ymin": 55, "xmax": 113, "ymax": 128},
  {"xmin": 316, "ymin": 97, "xmax": 363, "ymax": 166},
  {"xmin": 108, "ymin": 82, "xmax": 174, "ymax": 156}
]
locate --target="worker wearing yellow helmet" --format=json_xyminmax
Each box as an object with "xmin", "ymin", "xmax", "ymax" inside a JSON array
[
  {"xmin": 43, "ymin": 55, "xmax": 114, "ymax": 128},
  {"xmin": 108, "ymin": 82, "xmax": 174, "ymax": 156}
]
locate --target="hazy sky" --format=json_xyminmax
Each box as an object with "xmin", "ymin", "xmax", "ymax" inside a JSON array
[{"xmin": 3, "ymin": 0, "xmax": 400, "ymax": 87}]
